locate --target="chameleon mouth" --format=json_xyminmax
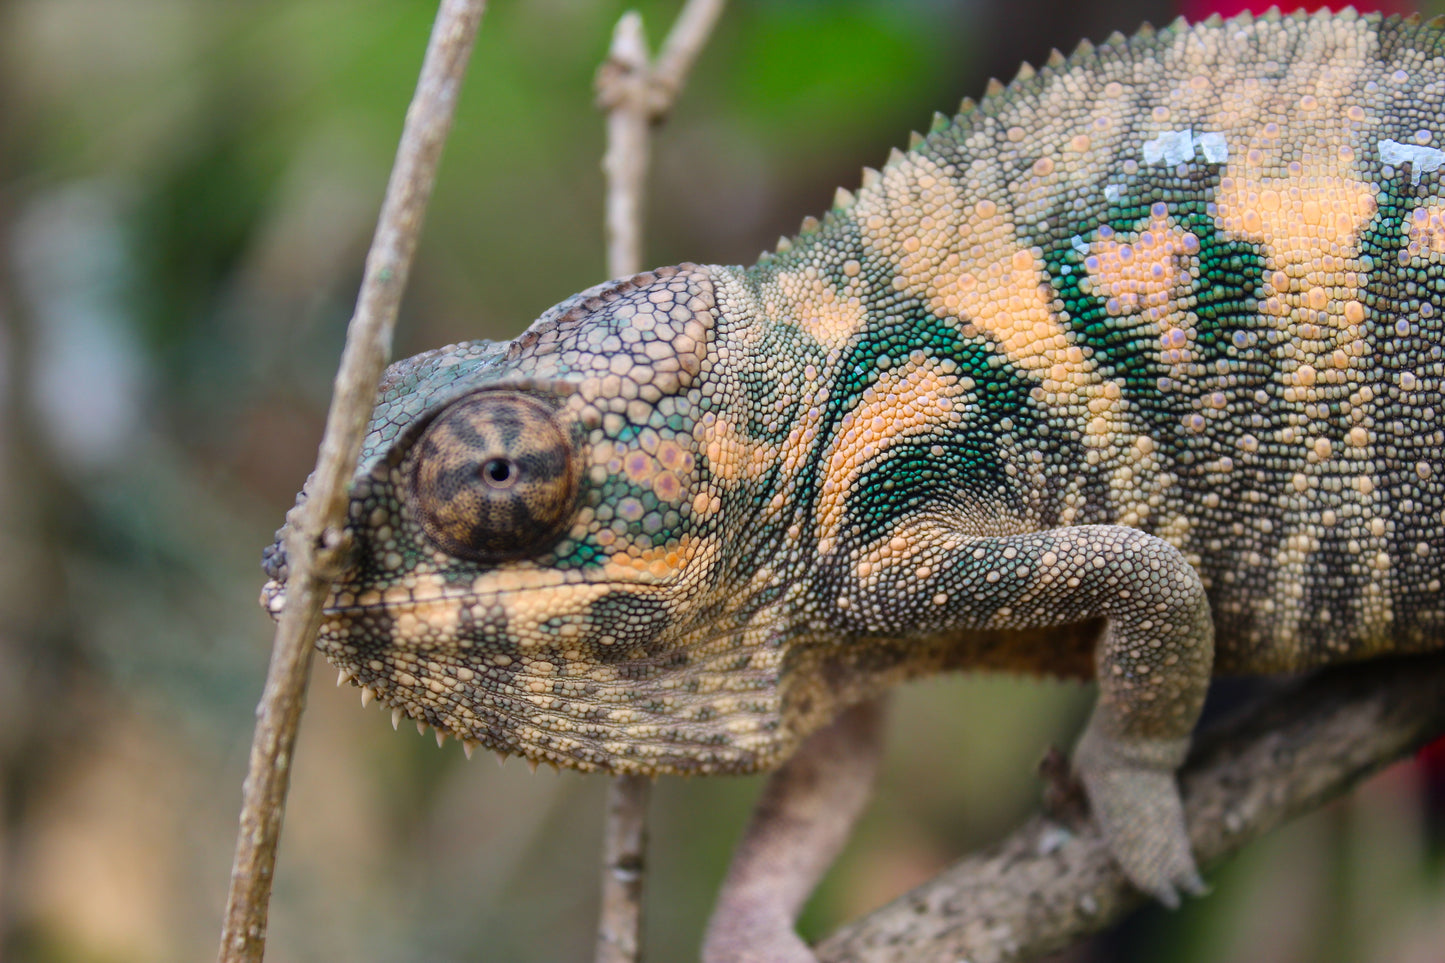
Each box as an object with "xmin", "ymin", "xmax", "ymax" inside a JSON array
[
  {"xmin": 259, "ymin": 575, "xmax": 666, "ymax": 633},
  {"xmin": 330, "ymin": 665, "xmax": 513, "ymax": 763}
]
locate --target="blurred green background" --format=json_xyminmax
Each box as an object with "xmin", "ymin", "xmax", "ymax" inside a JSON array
[{"xmin": 2, "ymin": 1, "xmax": 1444, "ymax": 961}]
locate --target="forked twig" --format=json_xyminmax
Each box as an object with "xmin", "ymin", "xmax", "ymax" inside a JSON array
[
  {"xmin": 591, "ymin": 4, "xmax": 726, "ymax": 961},
  {"xmin": 216, "ymin": 2, "xmax": 486, "ymax": 960},
  {"xmin": 596, "ymin": 0, "xmax": 727, "ymax": 278}
]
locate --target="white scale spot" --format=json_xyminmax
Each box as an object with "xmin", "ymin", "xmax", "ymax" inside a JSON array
[
  {"xmin": 1143, "ymin": 129, "xmax": 1196, "ymax": 166},
  {"xmin": 1197, "ymin": 132, "xmax": 1229, "ymax": 163},
  {"xmin": 1141, "ymin": 129, "xmax": 1228, "ymax": 166},
  {"xmin": 1379, "ymin": 138, "xmax": 1445, "ymax": 185}
]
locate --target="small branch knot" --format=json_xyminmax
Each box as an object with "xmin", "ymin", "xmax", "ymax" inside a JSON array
[
  {"xmin": 595, "ymin": 6, "xmax": 717, "ymax": 126},
  {"xmin": 1039, "ymin": 744, "xmax": 1089, "ymax": 826},
  {"xmin": 594, "ymin": 14, "xmax": 673, "ymax": 123},
  {"xmin": 313, "ymin": 527, "xmax": 357, "ymax": 580}
]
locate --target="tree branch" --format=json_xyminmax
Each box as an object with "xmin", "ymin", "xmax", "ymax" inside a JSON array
[
  {"xmin": 592, "ymin": 4, "xmax": 726, "ymax": 962},
  {"xmin": 815, "ymin": 652, "xmax": 1445, "ymax": 963},
  {"xmin": 215, "ymin": 3, "xmax": 486, "ymax": 960}
]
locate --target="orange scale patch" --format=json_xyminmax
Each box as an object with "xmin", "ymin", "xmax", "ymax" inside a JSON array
[
  {"xmin": 623, "ymin": 450, "xmax": 660, "ymax": 485},
  {"xmin": 1404, "ymin": 199, "xmax": 1445, "ymax": 259},
  {"xmin": 855, "ymin": 153, "xmax": 1119, "ymax": 455},
  {"xmin": 1214, "ymin": 167, "xmax": 1376, "ymax": 369},
  {"xmin": 656, "ymin": 439, "xmax": 689, "ymax": 471},
  {"xmin": 695, "ymin": 416, "xmax": 776, "ymax": 485},
  {"xmin": 651, "ymin": 471, "xmax": 684, "ymax": 502},
  {"xmin": 1085, "ymin": 216, "xmax": 1192, "ymax": 319},
  {"xmin": 605, "ymin": 534, "xmax": 713, "ymax": 584},
  {"xmin": 772, "ymin": 267, "xmax": 868, "ymax": 350}
]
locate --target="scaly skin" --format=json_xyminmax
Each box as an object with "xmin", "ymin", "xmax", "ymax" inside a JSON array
[{"xmin": 263, "ymin": 7, "xmax": 1445, "ymax": 937}]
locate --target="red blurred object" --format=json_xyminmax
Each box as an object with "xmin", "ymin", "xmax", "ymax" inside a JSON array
[
  {"xmin": 1423, "ymin": 735, "xmax": 1445, "ymax": 848},
  {"xmin": 1180, "ymin": 1, "xmax": 1410, "ymax": 20}
]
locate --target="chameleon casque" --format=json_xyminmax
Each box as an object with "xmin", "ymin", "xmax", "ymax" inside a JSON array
[{"xmin": 263, "ymin": 8, "xmax": 1445, "ymax": 957}]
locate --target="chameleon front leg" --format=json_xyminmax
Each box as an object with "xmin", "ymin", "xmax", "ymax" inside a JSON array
[
  {"xmin": 702, "ymin": 698, "xmax": 885, "ymax": 963},
  {"xmin": 838, "ymin": 523, "xmax": 1214, "ymax": 904}
]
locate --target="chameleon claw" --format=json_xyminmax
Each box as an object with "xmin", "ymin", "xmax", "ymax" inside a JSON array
[{"xmin": 1148, "ymin": 867, "xmax": 1208, "ymax": 910}]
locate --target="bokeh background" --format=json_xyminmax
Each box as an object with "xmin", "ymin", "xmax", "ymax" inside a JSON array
[{"xmin": 2, "ymin": 1, "xmax": 1445, "ymax": 961}]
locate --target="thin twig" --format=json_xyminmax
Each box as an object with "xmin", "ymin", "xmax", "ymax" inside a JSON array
[
  {"xmin": 592, "ymin": 4, "xmax": 726, "ymax": 961},
  {"xmin": 650, "ymin": 0, "xmax": 727, "ymax": 107},
  {"xmin": 597, "ymin": 773, "xmax": 654, "ymax": 963},
  {"xmin": 596, "ymin": 0, "xmax": 728, "ymax": 278},
  {"xmin": 815, "ymin": 652, "xmax": 1445, "ymax": 962},
  {"xmin": 598, "ymin": 11, "xmax": 652, "ymax": 279},
  {"xmin": 215, "ymin": 3, "xmax": 486, "ymax": 960}
]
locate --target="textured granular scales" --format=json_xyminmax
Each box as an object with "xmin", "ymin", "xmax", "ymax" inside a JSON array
[{"xmin": 264, "ymin": 10, "xmax": 1445, "ymax": 906}]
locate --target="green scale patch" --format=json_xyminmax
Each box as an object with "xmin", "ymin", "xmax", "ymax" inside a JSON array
[
  {"xmin": 1330, "ymin": 141, "xmax": 1445, "ymax": 637},
  {"xmin": 823, "ymin": 304, "xmax": 1054, "ymax": 550},
  {"xmin": 1038, "ymin": 166, "xmax": 1271, "ymax": 466}
]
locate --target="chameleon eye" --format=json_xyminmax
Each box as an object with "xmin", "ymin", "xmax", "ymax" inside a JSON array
[{"xmin": 408, "ymin": 391, "xmax": 578, "ymax": 562}]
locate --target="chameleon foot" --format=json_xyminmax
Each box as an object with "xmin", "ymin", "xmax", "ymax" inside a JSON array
[{"xmin": 1074, "ymin": 729, "xmax": 1206, "ymax": 907}]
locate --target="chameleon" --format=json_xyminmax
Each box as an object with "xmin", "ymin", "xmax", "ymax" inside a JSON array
[{"xmin": 262, "ymin": 7, "xmax": 1445, "ymax": 958}]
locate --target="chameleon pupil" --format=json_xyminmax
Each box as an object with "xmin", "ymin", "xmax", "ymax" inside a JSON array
[{"xmin": 483, "ymin": 458, "xmax": 515, "ymax": 488}]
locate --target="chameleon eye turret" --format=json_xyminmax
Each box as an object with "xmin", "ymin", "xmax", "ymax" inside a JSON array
[{"xmin": 407, "ymin": 390, "xmax": 578, "ymax": 562}]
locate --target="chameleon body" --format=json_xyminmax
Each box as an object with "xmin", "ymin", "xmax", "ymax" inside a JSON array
[{"xmin": 264, "ymin": 10, "xmax": 1445, "ymax": 908}]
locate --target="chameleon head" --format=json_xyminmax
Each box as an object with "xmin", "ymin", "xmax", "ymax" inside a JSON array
[{"xmin": 261, "ymin": 265, "xmax": 795, "ymax": 773}]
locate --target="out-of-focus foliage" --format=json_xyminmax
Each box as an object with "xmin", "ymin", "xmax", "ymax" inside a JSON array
[{"xmin": 1, "ymin": 2, "xmax": 1443, "ymax": 962}]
